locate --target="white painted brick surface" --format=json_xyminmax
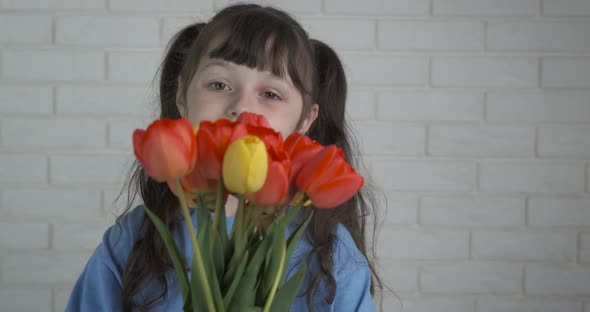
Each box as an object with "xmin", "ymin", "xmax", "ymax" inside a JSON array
[
  {"xmin": 0, "ymin": 222, "xmax": 49, "ymax": 249},
  {"xmin": 479, "ymin": 161, "xmax": 585, "ymax": 193},
  {"xmin": 543, "ymin": 0, "xmax": 590, "ymax": 16},
  {"xmin": 0, "ymin": 85, "xmax": 53, "ymax": 115},
  {"xmin": 324, "ymin": 0, "xmax": 429, "ymax": 15},
  {"xmin": 378, "ymin": 21, "xmax": 484, "ymax": 51},
  {"xmin": 0, "ymin": 15, "xmax": 52, "ymax": 44},
  {"xmin": 477, "ymin": 298, "xmax": 582, "ymax": 312},
  {"xmin": 1, "ymin": 1, "xmax": 590, "ymax": 310},
  {"xmin": 421, "ymin": 262, "xmax": 522, "ymax": 294},
  {"xmin": 543, "ymin": 58, "xmax": 590, "ymax": 88},
  {"xmin": 488, "ymin": 22, "xmax": 590, "ymax": 52},
  {"xmin": 1, "ymin": 0, "xmax": 106, "ymax": 10},
  {"xmin": 56, "ymin": 16, "xmax": 160, "ymax": 47},
  {"xmin": 432, "ymin": 57, "xmax": 538, "ymax": 88},
  {"xmin": 433, "ymin": 0, "xmax": 539, "ymax": 16},
  {"xmin": 471, "ymin": 230, "xmax": 577, "ymax": 261},
  {"xmin": 526, "ymin": 265, "xmax": 590, "ymax": 295},
  {"xmin": 0, "ymin": 288, "xmax": 52, "ymax": 312},
  {"xmin": 1, "ymin": 118, "xmax": 107, "ymax": 148},
  {"xmin": 428, "ymin": 125, "xmax": 535, "ymax": 157},
  {"xmin": 538, "ymin": 125, "xmax": 590, "ymax": 157},
  {"xmin": 420, "ymin": 196, "xmax": 525, "ymax": 227},
  {"xmin": 486, "ymin": 91, "xmax": 590, "ymax": 123},
  {"xmin": 2, "ymin": 49, "xmax": 104, "ymax": 81},
  {"xmin": 529, "ymin": 197, "xmax": 590, "ymax": 227},
  {"xmin": 378, "ymin": 91, "xmax": 484, "ymax": 121}
]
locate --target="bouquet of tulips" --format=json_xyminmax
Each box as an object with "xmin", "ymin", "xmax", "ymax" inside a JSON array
[{"xmin": 132, "ymin": 112, "xmax": 364, "ymax": 312}]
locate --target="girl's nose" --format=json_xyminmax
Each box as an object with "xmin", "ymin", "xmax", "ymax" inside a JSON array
[{"xmin": 225, "ymin": 92, "xmax": 254, "ymax": 120}]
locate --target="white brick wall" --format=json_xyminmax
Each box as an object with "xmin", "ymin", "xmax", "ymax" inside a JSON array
[{"xmin": 1, "ymin": 1, "xmax": 589, "ymax": 311}]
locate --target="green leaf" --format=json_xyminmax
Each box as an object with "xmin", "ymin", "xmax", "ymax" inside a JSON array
[
  {"xmin": 269, "ymin": 265, "xmax": 306, "ymax": 312},
  {"xmin": 222, "ymin": 249, "xmax": 249, "ymax": 306},
  {"xmin": 261, "ymin": 222, "xmax": 286, "ymax": 299},
  {"xmin": 230, "ymin": 234, "xmax": 272, "ymax": 308},
  {"xmin": 281, "ymin": 210, "xmax": 313, "ymax": 285},
  {"xmin": 142, "ymin": 206, "xmax": 190, "ymax": 302},
  {"xmin": 190, "ymin": 253, "xmax": 206, "ymax": 312}
]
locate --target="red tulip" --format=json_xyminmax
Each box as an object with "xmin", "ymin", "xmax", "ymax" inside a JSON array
[
  {"xmin": 237, "ymin": 112, "xmax": 272, "ymax": 128},
  {"xmin": 284, "ymin": 132, "xmax": 324, "ymax": 181},
  {"xmin": 295, "ymin": 145, "xmax": 364, "ymax": 209},
  {"xmin": 133, "ymin": 118, "xmax": 196, "ymax": 182},
  {"xmin": 195, "ymin": 119, "xmax": 246, "ymax": 180},
  {"xmin": 247, "ymin": 145, "xmax": 291, "ymax": 206}
]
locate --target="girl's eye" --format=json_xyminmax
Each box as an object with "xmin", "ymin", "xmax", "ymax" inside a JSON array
[
  {"xmin": 208, "ymin": 82, "xmax": 230, "ymax": 91},
  {"xmin": 263, "ymin": 91, "xmax": 281, "ymax": 101}
]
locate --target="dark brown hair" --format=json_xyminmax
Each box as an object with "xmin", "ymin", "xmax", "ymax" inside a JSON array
[{"xmin": 115, "ymin": 4, "xmax": 386, "ymax": 311}]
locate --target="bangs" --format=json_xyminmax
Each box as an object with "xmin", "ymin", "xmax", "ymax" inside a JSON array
[{"xmin": 205, "ymin": 10, "xmax": 314, "ymax": 96}]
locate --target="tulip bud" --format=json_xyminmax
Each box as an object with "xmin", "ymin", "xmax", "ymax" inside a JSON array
[{"xmin": 222, "ymin": 135, "xmax": 268, "ymax": 195}]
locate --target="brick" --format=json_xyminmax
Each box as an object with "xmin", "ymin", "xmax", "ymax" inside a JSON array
[
  {"xmin": 488, "ymin": 21, "xmax": 590, "ymax": 52},
  {"xmin": 302, "ymin": 19, "xmax": 374, "ymax": 50},
  {"xmin": 3, "ymin": 49, "xmax": 103, "ymax": 81},
  {"xmin": 0, "ymin": 154, "xmax": 46, "ymax": 183},
  {"xmin": 109, "ymin": 118, "xmax": 152, "ymax": 148},
  {"xmin": 56, "ymin": 85, "xmax": 153, "ymax": 116},
  {"xmin": 421, "ymin": 196, "xmax": 525, "ymax": 227},
  {"xmin": 538, "ymin": 125, "xmax": 590, "ymax": 157},
  {"xmin": 325, "ymin": 0, "xmax": 429, "ymax": 15},
  {"xmin": 1, "ymin": 118, "xmax": 106, "ymax": 148},
  {"xmin": 526, "ymin": 265, "xmax": 590, "ymax": 295},
  {"xmin": 543, "ymin": 0, "xmax": 590, "ymax": 16},
  {"xmin": 543, "ymin": 58, "xmax": 590, "ymax": 88},
  {"xmin": 53, "ymin": 222, "xmax": 109, "ymax": 249},
  {"xmin": 341, "ymin": 54, "xmax": 428, "ymax": 85},
  {"xmin": 0, "ymin": 15, "xmax": 52, "ymax": 44},
  {"xmin": 347, "ymin": 89, "xmax": 375, "ymax": 120},
  {"xmin": 0, "ymin": 85, "xmax": 53, "ymax": 115},
  {"xmin": 472, "ymin": 231, "xmax": 576, "ymax": 261},
  {"xmin": 385, "ymin": 297, "xmax": 475, "ymax": 312},
  {"xmin": 581, "ymin": 233, "xmax": 590, "ymax": 263},
  {"xmin": 377, "ymin": 227, "xmax": 468, "ymax": 260},
  {"xmin": 377, "ymin": 193, "xmax": 417, "ymax": 225},
  {"xmin": 355, "ymin": 123, "xmax": 425, "ymax": 155},
  {"xmin": 57, "ymin": 16, "xmax": 159, "ymax": 47},
  {"xmin": 1, "ymin": 0, "xmax": 105, "ymax": 10},
  {"xmin": 433, "ymin": 0, "xmax": 539, "ymax": 16},
  {"xmin": 432, "ymin": 57, "xmax": 538, "ymax": 88},
  {"xmin": 373, "ymin": 160, "xmax": 475, "ymax": 192},
  {"xmin": 50, "ymin": 154, "xmax": 131, "ymax": 184},
  {"xmin": 378, "ymin": 260, "xmax": 419, "ymax": 292},
  {"xmin": 0, "ymin": 223, "xmax": 48, "ymax": 249},
  {"xmin": 162, "ymin": 17, "xmax": 201, "ymax": 45},
  {"xmin": 529, "ymin": 197, "xmax": 590, "ymax": 226},
  {"xmin": 109, "ymin": 0, "xmax": 212, "ymax": 11},
  {"xmin": 54, "ymin": 288, "xmax": 72, "ymax": 312},
  {"xmin": 378, "ymin": 91, "xmax": 483, "ymax": 122},
  {"xmin": 1, "ymin": 252, "xmax": 89, "ymax": 283},
  {"xmin": 428, "ymin": 125, "xmax": 534, "ymax": 157},
  {"xmin": 477, "ymin": 298, "xmax": 582, "ymax": 312},
  {"xmin": 1, "ymin": 188, "xmax": 102, "ymax": 218},
  {"xmin": 378, "ymin": 21, "xmax": 483, "ymax": 51},
  {"xmin": 216, "ymin": 0, "xmax": 321, "ymax": 14},
  {"xmin": 0, "ymin": 288, "xmax": 52, "ymax": 312},
  {"xmin": 422, "ymin": 262, "xmax": 521, "ymax": 294},
  {"xmin": 480, "ymin": 161, "xmax": 584, "ymax": 193},
  {"xmin": 487, "ymin": 91, "xmax": 590, "ymax": 123},
  {"xmin": 108, "ymin": 51, "xmax": 162, "ymax": 82}
]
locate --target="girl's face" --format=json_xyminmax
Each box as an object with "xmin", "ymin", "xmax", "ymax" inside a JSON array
[{"xmin": 177, "ymin": 56, "xmax": 319, "ymax": 138}]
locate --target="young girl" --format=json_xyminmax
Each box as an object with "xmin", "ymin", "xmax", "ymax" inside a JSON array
[{"xmin": 66, "ymin": 3, "xmax": 384, "ymax": 311}]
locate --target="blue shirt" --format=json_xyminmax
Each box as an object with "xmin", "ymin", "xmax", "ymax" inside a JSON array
[{"xmin": 65, "ymin": 205, "xmax": 376, "ymax": 311}]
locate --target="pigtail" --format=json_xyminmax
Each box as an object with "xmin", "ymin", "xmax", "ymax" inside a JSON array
[{"xmin": 303, "ymin": 39, "xmax": 385, "ymax": 310}]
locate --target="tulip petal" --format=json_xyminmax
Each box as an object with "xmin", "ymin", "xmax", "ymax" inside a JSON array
[{"xmin": 308, "ymin": 174, "xmax": 364, "ymax": 208}]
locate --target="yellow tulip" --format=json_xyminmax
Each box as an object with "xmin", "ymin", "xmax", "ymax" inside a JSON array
[{"xmin": 223, "ymin": 135, "xmax": 268, "ymax": 195}]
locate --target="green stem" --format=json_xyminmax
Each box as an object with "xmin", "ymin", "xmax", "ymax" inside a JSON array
[
  {"xmin": 262, "ymin": 241, "xmax": 286, "ymax": 312},
  {"xmin": 175, "ymin": 178, "xmax": 216, "ymax": 312}
]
